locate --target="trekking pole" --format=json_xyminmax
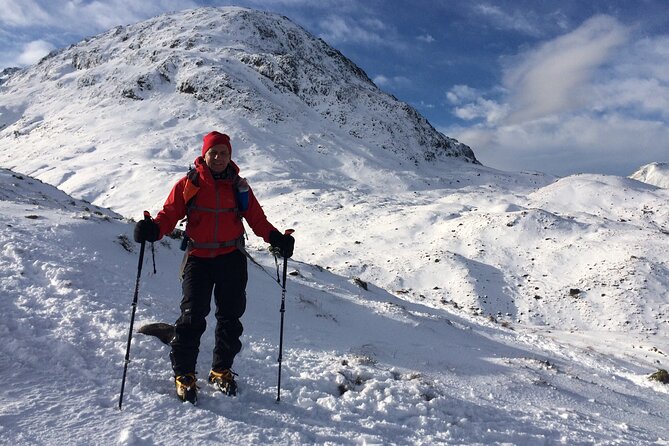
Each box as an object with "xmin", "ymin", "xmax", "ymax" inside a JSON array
[
  {"xmin": 276, "ymin": 229, "xmax": 294, "ymax": 403},
  {"xmin": 118, "ymin": 211, "xmax": 151, "ymax": 410}
]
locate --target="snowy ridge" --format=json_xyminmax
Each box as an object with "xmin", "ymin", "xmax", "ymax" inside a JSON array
[
  {"xmin": 2, "ymin": 167, "xmax": 669, "ymax": 444},
  {"xmin": 631, "ymin": 162, "xmax": 669, "ymax": 189}
]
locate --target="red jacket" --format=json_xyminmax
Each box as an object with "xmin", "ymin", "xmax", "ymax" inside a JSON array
[{"xmin": 154, "ymin": 156, "xmax": 277, "ymax": 257}]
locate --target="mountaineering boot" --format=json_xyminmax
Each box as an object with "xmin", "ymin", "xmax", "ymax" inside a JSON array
[
  {"xmin": 175, "ymin": 373, "xmax": 198, "ymax": 404},
  {"xmin": 208, "ymin": 369, "xmax": 238, "ymax": 396}
]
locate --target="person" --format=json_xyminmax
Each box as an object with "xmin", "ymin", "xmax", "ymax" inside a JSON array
[{"xmin": 133, "ymin": 131, "xmax": 294, "ymax": 404}]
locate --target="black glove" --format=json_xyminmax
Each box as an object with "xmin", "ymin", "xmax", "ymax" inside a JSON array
[
  {"xmin": 134, "ymin": 218, "xmax": 160, "ymax": 243},
  {"xmin": 269, "ymin": 230, "xmax": 295, "ymax": 258}
]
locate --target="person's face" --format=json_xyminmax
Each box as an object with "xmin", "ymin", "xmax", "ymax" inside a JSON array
[{"xmin": 205, "ymin": 144, "xmax": 231, "ymax": 173}]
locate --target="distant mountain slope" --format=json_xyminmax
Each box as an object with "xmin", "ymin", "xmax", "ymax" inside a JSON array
[{"xmin": 631, "ymin": 162, "xmax": 669, "ymax": 188}]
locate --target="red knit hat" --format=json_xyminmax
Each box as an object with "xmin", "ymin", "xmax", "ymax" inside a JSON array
[{"xmin": 202, "ymin": 131, "xmax": 232, "ymax": 158}]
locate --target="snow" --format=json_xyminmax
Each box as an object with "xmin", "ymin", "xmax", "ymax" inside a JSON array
[
  {"xmin": 1, "ymin": 6, "xmax": 669, "ymax": 446},
  {"xmin": 2, "ymin": 168, "xmax": 669, "ymax": 445},
  {"xmin": 631, "ymin": 162, "xmax": 669, "ymax": 189}
]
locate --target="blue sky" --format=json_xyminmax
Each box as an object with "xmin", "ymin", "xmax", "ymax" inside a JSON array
[{"xmin": 1, "ymin": 0, "xmax": 668, "ymax": 177}]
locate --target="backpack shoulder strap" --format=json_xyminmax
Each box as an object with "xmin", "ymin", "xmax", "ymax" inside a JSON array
[{"xmin": 183, "ymin": 167, "xmax": 200, "ymax": 207}]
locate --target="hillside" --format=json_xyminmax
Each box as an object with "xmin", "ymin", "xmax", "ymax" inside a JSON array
[{"xmin": 2, "ymin": 167, "xmax": 669, "ymax": 444}]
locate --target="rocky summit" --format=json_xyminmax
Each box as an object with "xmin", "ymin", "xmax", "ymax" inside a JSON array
[{"xmin": 0, "ymin": 7, "xmax": 476, "ymax": 203}]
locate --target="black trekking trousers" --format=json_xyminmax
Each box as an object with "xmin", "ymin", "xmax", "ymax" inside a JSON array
[{"xmin": 170, "ymin": 249, "xmax": 248, "ymax": 376}]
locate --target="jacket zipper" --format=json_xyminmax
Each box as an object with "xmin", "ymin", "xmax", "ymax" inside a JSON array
[{"xmin": 214, "ymin": 180, "xmax": 221, "ymax": 246}]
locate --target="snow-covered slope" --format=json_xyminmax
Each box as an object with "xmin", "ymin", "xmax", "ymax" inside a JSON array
[
  {"xmin": 631, "ymin": 162, "xmax": 669, "ymax": 188},
  {"xmin": 2, "ymin": 167, "xmax": 669, "ymax": 445},
  {"xmin": 1, "ymin": 6, "xmax": 669, "ymax": 443}
]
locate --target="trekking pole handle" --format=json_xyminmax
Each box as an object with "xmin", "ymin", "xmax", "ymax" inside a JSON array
[{"xmin": 143, "ymin": 211, "xmax": 157, "ymax": 274}]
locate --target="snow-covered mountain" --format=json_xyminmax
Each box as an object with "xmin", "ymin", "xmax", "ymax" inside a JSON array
[
  {"xmin": 0, "ymin": 6, "xmax": 475, "ymax": 215},
  {"xmin": 1, "ymin": 6, "xmax": 669, "ymax": 444},
  {"xmin": 631, "ymin": 162, "xmax": 669, "ymax": 189}
]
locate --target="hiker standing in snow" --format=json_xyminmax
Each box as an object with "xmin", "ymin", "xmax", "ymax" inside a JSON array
[{"xmin": 133, "ymin": 131, "xmax": 294, "ymax": 404}]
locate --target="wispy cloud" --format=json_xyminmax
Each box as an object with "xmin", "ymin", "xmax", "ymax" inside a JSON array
[
  {"xmin": 450, "ymin": 112, "xmax": 669, "ymax": 176},
  {"xmin": 1, "ymin": 0, "xmax": 198, "ymax": 33},
  {"xmin": 417, "ymin": 33, "xmax": 435, "ymax": 43},
  {"xmin": 318, "ymin": 15, "xmax": 391, "ymax": 47},
  {"xmin": 447, "ymin": 85, "xmax": 509, "ymax": 124},
  {"xmin": 446, "ymin": 15, "xmax": 669, "ymax": 176},
  {"xmin": 17, "ymin": 39, "xmax": 54, "ymax": 65},
  {"xmin": 591, "ymin": 35, "xmax": 669, "ymax": 119},
  {"xmin": 447, "ymin": 85, "xmax": 483, "ymax": 105},
  {"xmin": 0, "ymin": 0, "xmax": 52, "ymax": 27},
  {"xmin": 472, "ymin": 3, "xmax": 544, "ymax": 36},
  {"xmin": 0, "ymin": 0, "xmax": 198, "ymax": 67},
  {"xmin": 502, "ymin": 15, "xmax": 628, "ymax": 124},
  {"xmin": 454, "ymin": 99, "xmax": 508, "ymax": 124},
  {"xmin": 373, "ymin": 74, "xmax": 411, "ymax": 89}
]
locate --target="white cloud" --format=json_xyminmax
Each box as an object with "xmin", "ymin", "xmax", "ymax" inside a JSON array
[
  {"xmin": 447, "ymin": 85, "xmax": 482, "ymax": 104},
  {"xmin": 473, "ymin": 3, "xmax": 543, "ymax": 36},
  {"xmin": 0, "ymin": 0, "xmax": 198, "ymax": 68},
  {"xmin": 593, "ymin": 77, "xmax": 669, "ymax": 119},
  {"xmin": 590, "ymin": 35, "xmax": 669, "ymax": 119},
  {"xmin": 0, "ymin": 0, "xmax": 53, "ymax": 27},
  {"xmin": 454, "ymin": 99, "xmax": 508, "ymax": 124},
  {"xmin": 452, "ymin": 112, "xmax": 669, "ymax": 176},
  {"xmin": 67, "ymin": 1, "xmax": 199, "ymax": 31},
  {"xmin": 417, "ymin": 33, "xmax": 435, "ymax": 43},
  {"xmin": 317, "ymin": 14, "xmax": 410, "ymax": 51},
  {"xmin": 447, "ymin": 85, "xmax": 508, "ymax": 124},
  {"xmin": 17, "ymin": 39, "xmax": 54, "ymax": 65},
  {"xmin": 1, "ymin": 0, "xmax": 198, "ymax": 32},
  {"xmin": 373, "ymin": 74, "xmax": 410, "ymax": 88},
  {"xmin": 418, "ymin": 100, "xmax": 434, "ymax": 109},
  {"xmin": 445, "ymin": 15, "xmax": 669, "ymax": 176},
  {"xmin": 503, "ymin": 15, "xmax": 628, "ymax": 124},
  {"xmin": 319, "ymin": 15, "xmax": 387, "ymax": 46}
]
